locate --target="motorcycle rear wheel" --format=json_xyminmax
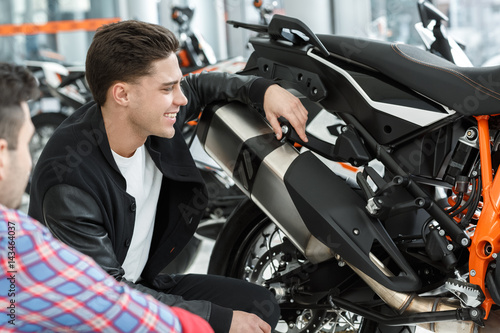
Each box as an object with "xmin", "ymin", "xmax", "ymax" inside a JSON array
[{"xmin": 208, "ymin": 199, "xmax": 415, "ymax": 333}]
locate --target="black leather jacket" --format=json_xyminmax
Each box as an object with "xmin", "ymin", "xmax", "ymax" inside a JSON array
[{"xmin": 28, "ymin": 72, "xmax": 273, "ymax": 332}]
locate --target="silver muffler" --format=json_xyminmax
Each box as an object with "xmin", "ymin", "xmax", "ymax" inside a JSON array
[{"xmin": 197, "ymin": 101, "xmax": 334, "ymax": 263}]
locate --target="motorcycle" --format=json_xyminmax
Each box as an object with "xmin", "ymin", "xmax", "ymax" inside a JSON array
[
  {"xmin": 25, "ymin": 61, "xmax": 90, "ymax": 195},
  {"xmin": 172, "ymin": 6, "xmax": 217, "ymax": 74},
  {"xmin": 196, "ymin": 10, "xmax": 500, "ymax": 333},
  {"xmin": 413, "ymin": 0, "xmax": 472, "ymax": 68}
]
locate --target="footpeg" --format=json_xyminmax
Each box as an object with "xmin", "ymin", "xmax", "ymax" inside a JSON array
[{"xmin": 445, "ymin": 278, "xmax": 485, "ymax": 307}]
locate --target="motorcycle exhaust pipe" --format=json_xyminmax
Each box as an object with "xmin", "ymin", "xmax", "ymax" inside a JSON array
[{"xmin": 347, "ymin": 254, "xmax": 476, "ymax": 333}]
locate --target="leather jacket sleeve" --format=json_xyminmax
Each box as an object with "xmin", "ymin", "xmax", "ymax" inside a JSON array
[
  {"xmin": 180, "ymin": 71, "xmax": 273, "ymax": 123},
  {"xmin": 41, "ymin": 184, "xmax": 216, "ymax": 324},
  {"xmin": 43, "ymin": 184, "xmax": 123, "ymax": 278}
]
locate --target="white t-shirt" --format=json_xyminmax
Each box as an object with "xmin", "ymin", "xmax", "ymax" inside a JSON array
[{"xmin": 112, "ymin": 145, "xmax": 163, "ymax": 282}]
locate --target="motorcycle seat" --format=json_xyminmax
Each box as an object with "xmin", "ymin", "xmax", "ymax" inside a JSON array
[{"xmin": 318, "ymin": 34, "xmax": 500, "ymax": 116}]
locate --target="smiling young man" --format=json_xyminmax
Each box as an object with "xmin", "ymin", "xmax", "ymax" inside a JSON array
[
  {"xmin": 0, "ymin": 62, "xmax": 213, "ymax": 332},
  {"xmin": 29, "ymin": 20, "xmax": 309, "ymax": 333}
]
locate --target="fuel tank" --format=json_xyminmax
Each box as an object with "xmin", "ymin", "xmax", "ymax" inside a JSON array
[{"xmin": 197, "ymin": 101, "xmax": 421, "ymax": 291}]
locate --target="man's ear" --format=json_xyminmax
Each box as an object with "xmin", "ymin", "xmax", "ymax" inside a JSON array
[
  {"xmin": 0, "ymin": 139, "xmax": 9, "ymax": 181},
  {"xmin": 111, "ymin": 82, "xmax": 130, "ymax": 106}
]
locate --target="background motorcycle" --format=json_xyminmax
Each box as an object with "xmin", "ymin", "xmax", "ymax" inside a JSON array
[
  {"xmin": 172, "ymin": 6, "xmax": 217, "ymax": 74},
  {"xmin": 197, "ymin": 6, "xmax": 500, "ymax": 333},
  {"xmin": 414, "ymin": 0, "xmax": 472, "ymax": 67},
  {"xmin": 25, "ymin": 61, "xmax": 90, "ymax": 195}
]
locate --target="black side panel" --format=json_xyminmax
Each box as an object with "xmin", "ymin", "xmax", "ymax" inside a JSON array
[
  {"xmin": 284, "ymin": 151, "xmax": 421, "ymax": 292},
  {"xmin": 249, "ymin": 40, "xmax": 424, "ymax": 145}
]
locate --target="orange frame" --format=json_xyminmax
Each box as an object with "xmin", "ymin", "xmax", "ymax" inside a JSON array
[{"xmin": 469, "ymin": 115, "xmax": 500, "ymax": 319}]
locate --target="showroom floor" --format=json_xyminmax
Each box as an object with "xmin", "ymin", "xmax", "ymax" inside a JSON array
[{"xmin": 185, "ymin": 237, "xmax": 214, "ymax": 274}]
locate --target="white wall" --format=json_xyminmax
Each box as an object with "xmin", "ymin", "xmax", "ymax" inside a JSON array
[
  {"xmin": 126, "ymin": 0, "xmax": 159, "ymax": 23},
  {"xmin": 333, "ymin": 0, "xmax": 371, "ymax": 37}
]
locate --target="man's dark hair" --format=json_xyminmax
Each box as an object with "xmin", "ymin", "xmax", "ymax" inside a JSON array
[
  {"xmin": 0, "ymin": 63, "xmax": 39, "ymax": 150},
  {"xmin": 85, "ymin": 20, "xmax": 180, "ymax": 106}
]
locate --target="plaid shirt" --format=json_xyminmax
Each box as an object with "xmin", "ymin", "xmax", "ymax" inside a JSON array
[{"xmin": 0, "ymin": 205, "xmax": 212, "ymax": 332}]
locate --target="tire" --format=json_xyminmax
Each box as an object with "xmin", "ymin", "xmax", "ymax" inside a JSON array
[
  {"xmin": 27, "ymin": 112, "xmax": 68, "ymax": 194},
  {"xmin": 209, "ymin": 199, "xmax": 415, "ymax": 333}
]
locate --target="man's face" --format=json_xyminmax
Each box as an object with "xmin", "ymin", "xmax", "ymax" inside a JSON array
[
  {"xmin": 125, "ymin": 53, "xmax": 188, "ymax": 139},
  {"xmin": 1, "ymin": 102, "xmax": 34, "ymax": 209}
]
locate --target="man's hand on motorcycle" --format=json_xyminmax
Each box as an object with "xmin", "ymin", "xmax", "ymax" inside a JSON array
[
  {"xmin": 263, "ymin": 84, "xmax": 309, "ymax": 142},
  {"xmin": 229, "ymin": 311, "xmax": 271, "ymax": 333}
]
